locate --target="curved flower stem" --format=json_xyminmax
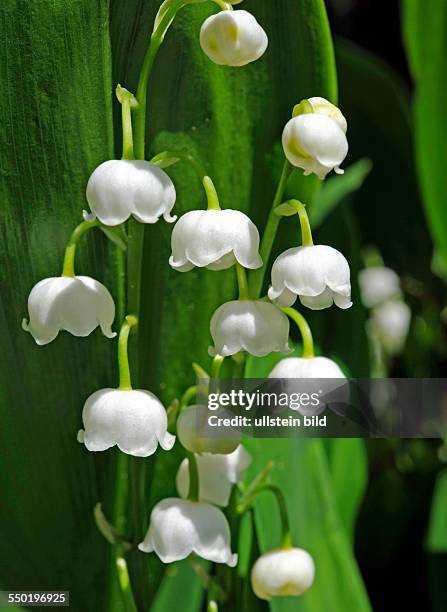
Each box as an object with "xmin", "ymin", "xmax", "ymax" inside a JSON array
[
  {"xmin": 265, "ymin": 484, "xmax": 292, "ymax": 549},
  {"xmin": 212, "ymin": 0, "xmax": 233, "ymax": 10},
  {"xmin": 203, "ymin": 176, "xmax": 221, "ymax": 210},
  {"xmin": 237, "ymin": 484, "xmax": 292, "ymax": 549},
  {"xmin": 281, "ymin": 308, "xmax": 315, "ymax": 358},
  {"xmin": 118, "ymin": 315, "xmax": 138, "ymax": 390},
  {"xmin": 248, "ymin": 160, "xmax": 292, "ymax": 298},
  {"xmin": 61, "ymin": 219, "xmax": 100, "ymax": 277},
  {"xmin": 236, "ymin": 263, "xmax": 250, "ymax": 300},
  {"xmin": 296, "ymin": 201, "xmax": 313, "ymax": 246},
  {"xmin": 187, "ymin": 452, "xmax": 200, "ymax": 501}
]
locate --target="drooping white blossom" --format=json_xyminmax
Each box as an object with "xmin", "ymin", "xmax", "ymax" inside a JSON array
[
  {"xmin": 176, "ymin": 445, "xmax": 251, "ymax": 506},
  {"xmin": 370, "ymin": 300, "xmax": 411, "ymax": 355},
  {"xmin": 358, "ymin": 267, "xmax": 401, "ymax": 309},
  {"xmin": 268, "ymin": 245, "xmax": 352, "ymax": 310},
  {"xmin": 209, "ymin": 300, "xmax": 291, "ymax": 357},
  {"xmin": 269, "ymin": 356, "xmax": 345, "ymax": 380},
  {"xmin": 169, "ymin": 209, "xmax": 262, "ymax": 272},
  {"xmin": 200, "ymin": 10, "xmax": 268, "ymax": 67},
  {"xmin": 282, "ymin": 98, "xmax": 348, "ymax": 180},
  {"xmin": 22, "ymin": 276, "xmax": 116, "ymax": 345},
  {"xmin": 251, "ymin": 548, "xmax": 315, "ymax": 600},
  {"xmin": 138, "ymin": 498, "xmax": 238, "ymax": 566},
  {"xmin": 268, "ymin": 356, "xmax": 347, "ymax": 415},
  {"xmin": 86, "ymin": 160, "xmax": 176, "ymax": 226},
  {"xmin": 78, "ymin": 389, "xmax": 175, "ymax": 457},
  {"xmin": 177, "ymin": 404, "xmax": 242, "ymax": 455}
]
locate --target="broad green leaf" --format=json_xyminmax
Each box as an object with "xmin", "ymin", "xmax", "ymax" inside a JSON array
[
  {"xmin": 403, "ymin": 0, "xmax": 447, "ymax": 279},
  {"xmin": 427, "ymin": 469, "xmax": 447, "ymax": 553},
  {"xmin": 150, "ymin": 560, "xmax": 205, "ymax": 612},
  {"xmin": 327, "ymin": 439, "xmax": 368, "ymax": 546},
  {"xmin": 0, "ymin": 2, "xmax": 118, "ymax": 609}
]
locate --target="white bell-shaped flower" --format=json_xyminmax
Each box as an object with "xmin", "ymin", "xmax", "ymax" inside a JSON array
[
  {"xmin": 200, "ymin": 10, "xmax": 268, "ymax": 67},
  {"xmin": 358, "ymin": 267, "xmax": 401, "ymax": 309},
  {"xmin": 209, "ymin": 300, "xmax": 291, "ymax": 357},
  {"xmin": 251, "ymin": 548, "xmax": 315, "ymax": 600},
  {"xmin": 268, "ymin": 356, "xmax": 347, "ymax": 415},
  {"xmin": 86, "ymin": 159, "xmax": 176, "ymax": 226},
  {"xmin": 176, "ymin": 445, "xmax": 251, "ymax": 506},
  {"xmin": 22, "ymin": 276, "xmax": 116, "ymax": 345},
  {"xmin": 169, "ymin": 209, "xmax": 262, "ymax": 272},
  {"xmin": 138, "ymin": 497, "xmax": 238, "ymax": 566},
  {"xmin": 177, "ymin": 404, "xmax": 242, "ymax": 455},
  {"xmin": 268, "ymin": 245, "xmax": 352, "ymax": 310},
  {"xmin": 78, "ymin": 389, "xmax": 175, "ymax": 457},
  {"xmin": 370, "ymin": 300, "xmax": 411, "ymax": 355},
  {"xmin": 269, "ymin": 356, "xmax": 345, "ymax": 379},
  {"xmin": 282, "ymin": 98, "xmax": 348, "ymax": 179}
]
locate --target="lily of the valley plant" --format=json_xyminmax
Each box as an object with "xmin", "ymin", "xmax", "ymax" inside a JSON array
[{"xmin": 22, "ymin": 0, "xmax": 359, "ymax": 608}]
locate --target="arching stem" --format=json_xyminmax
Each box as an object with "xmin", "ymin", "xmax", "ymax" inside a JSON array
[
  {"xmin": 61, "ymin": 219, "xmax": 99, "ymax": 277},
  {"xmin": 118, "ymin": 315, "xmax": 138, "ymax": 390},
  {"xmin": 282, "ymin": 308, "xmax": 315, "ymax": 358},
  {"xmin": 236, "ymin": 263, "xmax": 250, "ymax": 300},
  {"xmin": 203, "ymin": 176, "xmax": 221, "ymax": 210},
  {"xmin": 296, "ymin": 201, "xmax": 313, "ymax": 246}
]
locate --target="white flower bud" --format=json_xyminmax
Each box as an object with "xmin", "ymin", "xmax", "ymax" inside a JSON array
[
  {"xmin": 176, "ymin": 445, "xmax": 251, "ymax": 506},
  {"xmin": 22, "ymin": 276, "xmax": 116, "ymax": 345},
  {"xmin": 169, "ymin": 209, "xmax": 262, "ymax": 272},
  {"xmin": 282, "ymin": 98, "xmax": 348, "ymax": 179},
  {"xmin": 268, "ymin": 357, "xmax": 347, "ymax": 415},
  {"xmin": 200, "ymin": 10, "xmax": 268, "ymax": 67},
  {"xmin": 138, "ymin": 498, "xmax": 237, "ymax": 567},
  {"xmin": 86, "ymin": 160, "xmax": 176, "ymax": 226},
  {"xmin": 268, "ymin": 245, "xmax": 352, "ymax": 310},
  {"xmin": 358, "ymin": 267, "xmax": 401, "ymax": 308},
  {"xmin": 251, "ymin": 548, "xmax": 315, "ymax": 600},
  {"xmin": 370, "ymin": 301, "xmax": 411, "ymax": 355},
  {"xmin": 209, "ymin": 300, "xmax": 291, "ymax": 357},
  {"xmin": 78, "ymin": 389, "xmax": 175, "ymax": 457},
  {"xmin": 307, "ymin": 97, "xmax": 348, "ymax": 132},
  {"xmin": 177, "ymin": 404, "xmax": 242, "ymax": 455}
]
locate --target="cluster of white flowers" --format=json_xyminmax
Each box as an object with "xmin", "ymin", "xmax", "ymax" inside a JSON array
[
  {"xmin": 359, "ymin": 264, "xmax": 411, "ymax": 355},
  {"xmin": 20, "ymin": 2, "xmax": 368, "ymax": 603}
]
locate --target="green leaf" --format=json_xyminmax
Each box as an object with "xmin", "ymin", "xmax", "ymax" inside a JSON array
[
  {"xmin": 0, "ymin": 2, "xmax": 119, "ymax": 609},
  {"xmin": 309, "ymin": 159, "xmax": 372, "ymax": 229},
  {"xmin": 150, "ymin": 560, "xmax": 206, "ymax": 612},
  {"xmin": 403, "ymin": 0, "xmax": 447, "ymax": 279},
  {"xmin": 327, "ymin": 439, "xmax": 368, "ymax": 546},
  {"xmin": 427, "ymin": 469, "xmax": 447, "ymax": 553}
]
